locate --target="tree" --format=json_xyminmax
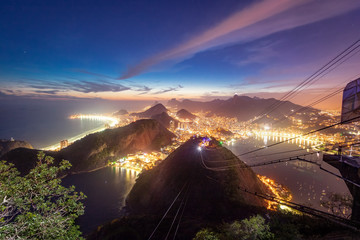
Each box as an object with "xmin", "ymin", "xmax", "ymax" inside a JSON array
[
  {"xmin": 236, "ymin": 215, "xmax": 274, "ymax": 240},
  {"xmin": 193, "ymin": 215, "xmax": 274, "ymax": 240},
  {"xmin": 224, "ymin": 215, "xmax": 274, "ymax": 240},
  {"xmin": 0, "ymin": 152, "xmax": 86, "ymax": 239},
  {"xmin": 193, "ymin": 228, "xmax": 220, "ymax": 240}
]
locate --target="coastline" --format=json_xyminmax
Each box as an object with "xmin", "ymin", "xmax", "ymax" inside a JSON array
[{"xmin": 41, "ymin": 124, "xmax": 107, "ymax": 151}]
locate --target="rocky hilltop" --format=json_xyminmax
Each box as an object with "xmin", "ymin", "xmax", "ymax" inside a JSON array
[
  {"xmin": 1, "ymin": 119, "xmax": 175, "ymax": 175},
  {"xmin": 131, "ymin": 103, "xmax": 168, "ymax": 118},
  {"xmin": 176, "ymin": 108, "xmax": 197, "ymax": 120},
  {"xmin": 89, "ymin": 137, "xmax": 269, "ymax": 239},
  {"xmin": 0, "ymin": 139, "xmax": 33, "ymax": 157},
  {"xmin": 126, "ymin": 137, "xmax": 267, "ymax": 215},
  {"xmin": 150, "ymin": 112, "xmax": 178, "ymax": 129},
  {"xmin": 112, "ymin": 109, "xmax": 128, "ymax": 116}
]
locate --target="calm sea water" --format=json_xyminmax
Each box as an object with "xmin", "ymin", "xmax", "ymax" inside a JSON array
[
  {"xmin": 0, "ymin": 99, "xmax": 151, "ymax": 148},
  {"xmin": 62, "ymin": 167, "xmax": 137, "ymax": 234},
  {"xmin": 227, "ymin": 136, "xmax": 350, "ymax": 210}
]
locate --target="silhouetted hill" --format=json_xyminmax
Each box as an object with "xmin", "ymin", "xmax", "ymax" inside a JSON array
[
  {"xmin": 131, "ymin": 103, "xmax": 168, "ymax": 118},
  {"xmin": 0, "ymin": 139, "xmax": 33, "ymax": 157},
  {"xmin": 113, "ymin": 109, "xmax": 128, "ymax": 116},
  {"xmin": 215, "ymin": 127, "xmax": 233, "ymax": 136},
  {"xmin": 89, "ymin": 137, "xmax": 268, "ymax": 239},
  {"xmin": 176, "ymin": 109, "xmax": 197, "ymax": 120},
  {"xmin": 168, "ymin": 95, "xmax": 318, "ymax": 121},
  {"xmin": 126, "ymin": 137, "xmax": 267, "ymax": 215},
  {"xmin": 151, "ymin": 112, "xmax": 178, "ymax": 129},
  {"xmin": 1, "ymin": 119, "xmax": 175, "ymax": 175}
]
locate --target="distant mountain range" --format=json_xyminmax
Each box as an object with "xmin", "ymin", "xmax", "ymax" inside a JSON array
[{"xmin": 168, "ymin": 95, "xmax": 317, "ymax": 121}]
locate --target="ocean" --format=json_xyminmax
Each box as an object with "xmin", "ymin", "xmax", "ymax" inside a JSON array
[{"xmin": 0, "ymin": 99, "xmax": 152, "ymax": 148}]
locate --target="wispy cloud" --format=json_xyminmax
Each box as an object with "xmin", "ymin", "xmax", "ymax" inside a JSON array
[
  {"xmin": 72, "ymin": 69, "xmax": 116, "ymax": 79},
  {"xmin": 153, "ymin": 85, "xmax": 183, "ymax": 94},
  {"xmin": 25, "ymin": 78, "xmax": 131, "ymax": 94},
  {"xmin": 235, "ymin": 41, "xmax": 280, "ymax": 66},
  {"xmin": 132, "ymin": 85, "xmax": 153, "ymax": 95},
  {"xmin": 34, "ymin": 90, "xmax": 61, "ymax": 95},
  {"xmin": 0, "ymin": 88, "xmax": 86, "ymax": 101},
  {"xmin": 119, "ymin": 0, "xmax": 360, "ymax": 79},
  {"xmin": 70, "ymin": 81, "xmax": 130, "ymax": 93}
]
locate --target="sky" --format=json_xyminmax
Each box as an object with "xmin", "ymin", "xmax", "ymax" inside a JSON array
[{"xmin": 1, "ymin": 0, "xmax": 360, "ymax": 110}]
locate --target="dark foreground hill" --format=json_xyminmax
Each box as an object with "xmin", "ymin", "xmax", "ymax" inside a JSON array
[
  {"xmin": 1, "ymin": 119, "xmax": 175, "ymax": 175},
  {"xmin": 88, "ymin": 137, "xmax": 269, "ymax": 239},
  {"xmin": 0, "ymin": 139, "xmax": 33, "ymax": 157},
  {"xmin": 126, "ymin": 137, "xmax": 268, "ymax": 215},
  {"xmin": 87, "ymin": 138, "xmax": 357, "ymax": 240}
]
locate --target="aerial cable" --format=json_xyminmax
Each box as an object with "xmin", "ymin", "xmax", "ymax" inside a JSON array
[
  {"xmin": 164, "ymin": 184, "xmax": 190, "ymax": 240},
  {"xmin": 261, "ymin": 42, "xmax": 360, "ymax": 119},
  {"xmin": 238, "ymin": 115, "xmax": 360, "ymax": 156},
  {"xmin": 147, "ymin": 182, "xmax": 188, "ymax": 240},
  {"xmin": 296, "ymin": 157, "xmax": 360, "ymax": 188},
  {"xmin": 252, "ymin": 38, "xmax": 360, "ymax": 121},
  {"xmin": 273, "ymin": 71, "xmax": 360, "ymax": 126},
  {"xmin": 171, "ymin": 185, "xmax": 191, "ymax": 240}
]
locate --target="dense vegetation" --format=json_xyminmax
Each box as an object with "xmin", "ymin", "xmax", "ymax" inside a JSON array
[{"xmin": 0, "ymin": 152, "xmax": 85, "ymax": 239}]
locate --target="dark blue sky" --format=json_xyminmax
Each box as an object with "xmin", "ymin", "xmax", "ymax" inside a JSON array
[{"xmin": 1, "ymin": 0, "xmax": 360, "ymax": 109}]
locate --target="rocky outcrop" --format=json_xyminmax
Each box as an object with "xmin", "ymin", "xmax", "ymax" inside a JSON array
[
  {"xmin": 89, "ymin": 137, "xmax": 269, "ymax": 240},
  {"xmin": 176, "ymin": 109, "xmax": 197, "ymax": 120},
  {"xmin": 113, "ymin": 109, "xmax": 128, "ymax": 116},
  {"xmin": 126, "ymin": 137, "xmax": 268, "ymax": 217},
  {"xmin": 0, "ymin": 139, "xmax": 33, "ymax": 157},
  {"xmin": 151, "ymin": 112, "xmax": 178, "ymax": 129},
  {"xmin": 131, "ymin": 103, "xmax": 168, "ymax": 118}
]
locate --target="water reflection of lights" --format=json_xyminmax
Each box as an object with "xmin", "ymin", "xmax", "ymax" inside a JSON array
[{"xmin": 69, "ymin": 114, "xmax": 119, "ymax": 127}]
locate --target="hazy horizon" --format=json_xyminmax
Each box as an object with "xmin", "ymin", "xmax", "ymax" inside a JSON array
[{"xmin": 1, "ymin": 0, "xmax": 360, "ymax": 111}]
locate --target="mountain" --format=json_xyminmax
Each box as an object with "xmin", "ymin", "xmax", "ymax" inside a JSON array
[
  {"xmin": 168, "ymin": 95, "xmax": 318, "ymax": 122},
  {"xmin": 113, "ymin": 109, "xmax": 128, "ymax": 116},
  {"xmin": 0, "ymin": 139, "xmax": 33, "ymax": 157},
  {"xmin": 89, "ymin": 137, "xmax": 268, "ymax": 239},
  {"xmin": 1, "ymin": 119, "xmax": 175, "ymax": 175},
  {"xmin": 176, "ymin": 108, "xmax": 197, "ymax": 120},
  {"xmin": 131, "ymin": 103, "xmax": 168, "ymax": 118},
  {"xmin": 151, "ymin": 112, "xmax": 178, "ymax": 129},
  {"xmin": 126, "ymin": 137, "xmax": 267, "ymax": 215},
  {"xmin": 215, "ymin": 127, "xmax": 233, "ymax": 136}
]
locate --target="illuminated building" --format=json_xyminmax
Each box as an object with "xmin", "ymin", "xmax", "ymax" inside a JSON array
[{"xmin": 60, "ymin": 139, "xmax": 69, "ymax": 149}]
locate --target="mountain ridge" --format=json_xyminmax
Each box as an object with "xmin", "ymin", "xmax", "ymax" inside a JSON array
[{"xmin": 168, "ymin": 95, "xmax": 318, "ymax": 121}]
